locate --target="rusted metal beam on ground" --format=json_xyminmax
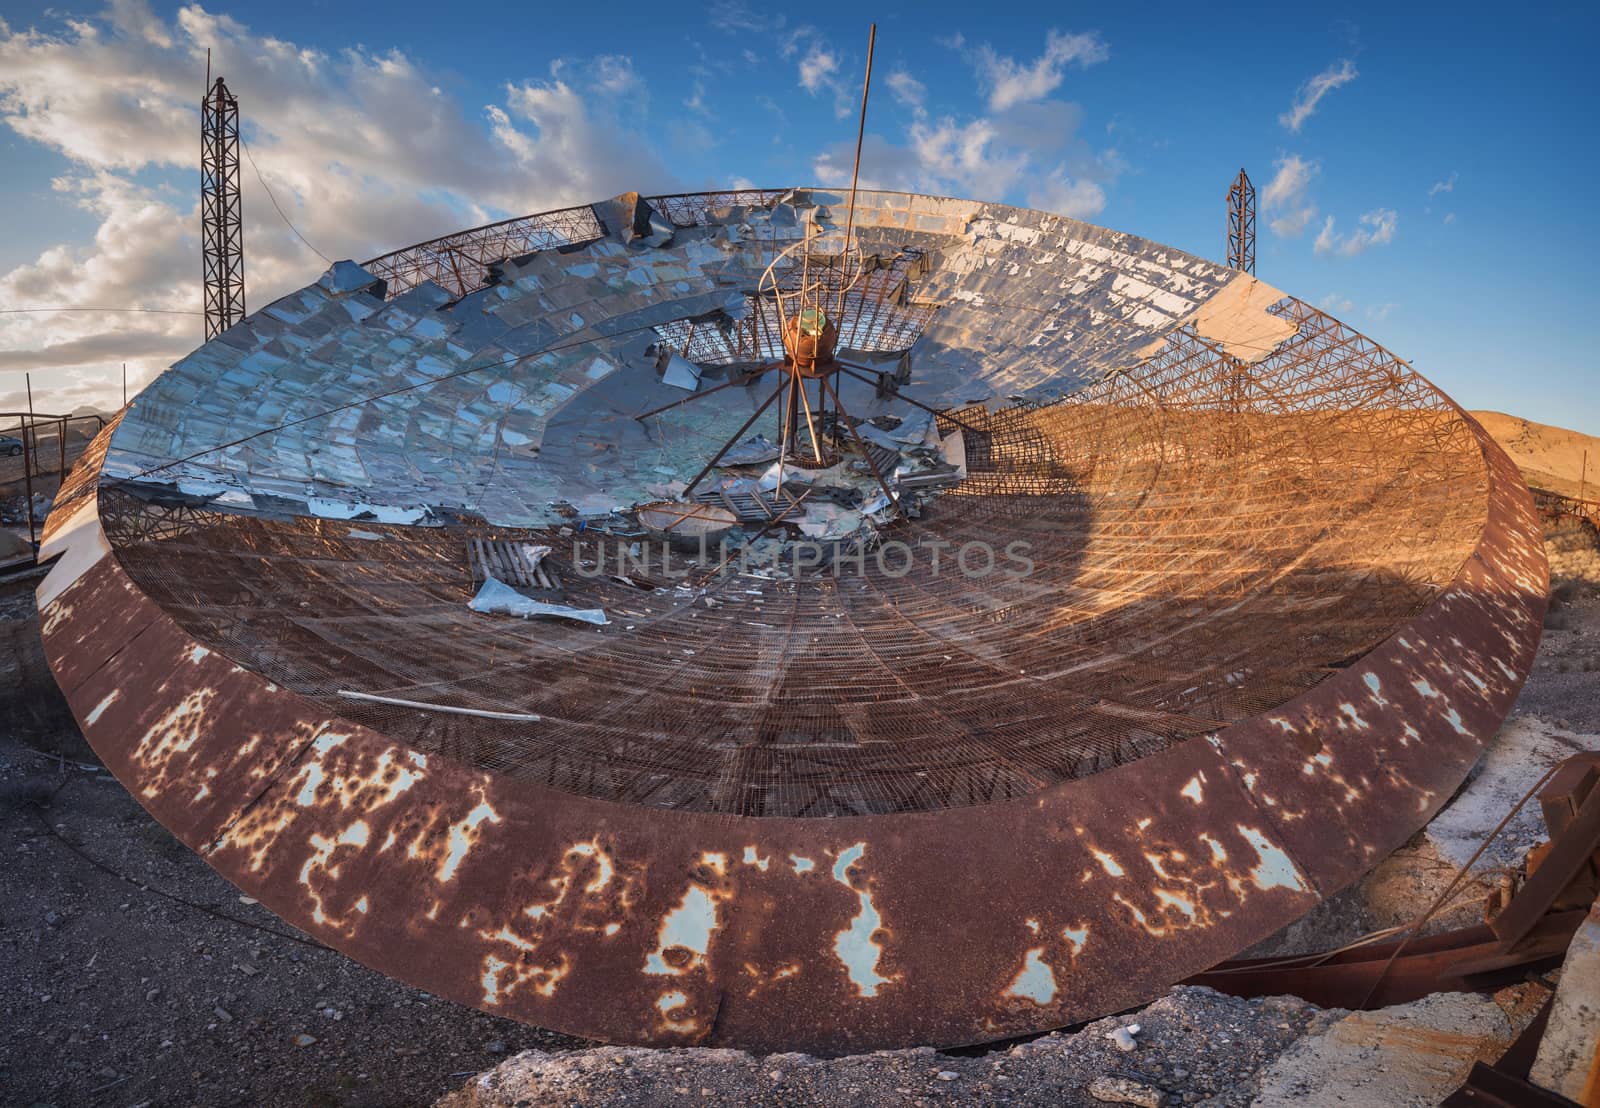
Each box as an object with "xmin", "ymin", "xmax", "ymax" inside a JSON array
[
  {"xmin": 1187, "ymin": 919, "xmax": 1576, "ymax": 1012},
  {"xmin": 1492, "ymin": 789, "xmax": 1600, "ymax": 950}
]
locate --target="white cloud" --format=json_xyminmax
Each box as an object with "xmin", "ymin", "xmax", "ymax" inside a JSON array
[
  {"xmin": 887, "ymin": 70, "xmax": 927, "ymax": 115},
  {"xmin": 591, "ymin": 55, "xmax": 640, "ymax": 96},
  {"xmin": 971, "ymin": 29, "xmax": 1109, "ymax": 112},
  {"xmin": 1262, "ymin": 154, "xmax": 1319, "ymax": 238},
  {"xmin": 685, "ymin": 79, "xmax": 708, "ymax": 115},
  {"xmin": 1428, "ymin": 172, "xmax": 1457, "ymax": 198},
  {"xmin": 0, "ymin": 1, "xmax": 676, "ymax": 412},
  {"xmin": 1313, "ymin": 215, "xmax": 1337, "ymax": 254},
  {"xmin": 1366, "ymin": 301, "xmax": 1396, "ymax": 322},
  {"xmin": 1319, "ymin": 293, "xmax": 1355, "ymax": 315},
  {"xmin": 798, "ymin": 44, "xmax": 838, "ymax": 94},
  {"xmin": 1028, "ymin": 173, "xmax": 1106, "ymax": 219},
  {"xmin": 707, "ymin": 1, "xmax": 777, "ymax": 34},
  {"xmin": 1314, "ymin": 208, "xmax": 1398, "ymax": 257},
  {"xmin": 811, "ymin": 98, "xmax": 1120, "ymax": 220},
  {"xmin": 808, "ymin": 30, "xmax": 1117, "ymax": 217},
  {"xmin": 1279, "ymin": 58, "xmax": 1357, "ymax": 132},
  {"xmin": 782, "ymin": 26, "xmax": 853, "ymax": 118},
  {"xmin": 1443, "ymin": 211, "xmax": 1456, "ymax": 225}
]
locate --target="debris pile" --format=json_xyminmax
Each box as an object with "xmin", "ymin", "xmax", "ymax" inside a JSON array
[{"xmin": 437, "ymin": 984, "xmax": 1547, "ymax": 1108}]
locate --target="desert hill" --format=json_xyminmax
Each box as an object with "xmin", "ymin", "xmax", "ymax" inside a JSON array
[{"xmin": 1471, "ymin": 410, "xmax": 1600, "ymax": 501}]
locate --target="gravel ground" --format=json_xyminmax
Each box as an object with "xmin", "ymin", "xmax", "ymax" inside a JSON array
[
  {"xmin": 0, "ymin": 737, "xmax": 588, "ymax": 1108},
  {"xmin": 439, "ymin": 984, "xmax": 1550, "ymax": 1108},
  {"xmin": 439, "ymin": 989, "xmax": 1330, "ymax": 1108},
  {"xmin": 1515, "ymin": 584, "xmax": 1600, "ymax": 731}
]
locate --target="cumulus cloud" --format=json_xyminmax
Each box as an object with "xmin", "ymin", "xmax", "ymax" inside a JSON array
[
  {"xmin": 886, "ymin": 70, "xmax": 927, "ymax": 115},
  {"xmin": 782, "ymin": 27, "xmax": 852, "ymax": 117},
  {"xmin": 798, "ymin": 44, "xmax": 839, "ymax": 93},
  {"xmin": 0, "ymin": 1, "xmax": 676, "ymax": 412},
  {"xmin": 1280, "ymin": 58, "xmax": 1357, "ymax": 132},
  {"xmin": 970, "ymin": 29, "xmax": 1109, "ymax": 112},
  {"xmin": 1028, "ymin": 173, "xmax": 1106, "ymax": 220},
  {"xmin": 809, "ymin": 30, "xmax": 1118, "ymax": 219},
  {"xmin": 1313, "ymin": 215, "xmax": 1338, "ymax": 254},
  {"xmin": 1314, "ymin": 208, "xmax": 1398, "ymax": 257},
  {"xmin": 812, "ymin": 97, "xmax": 1120, "ymax": 220},
  {"xmin": 590, "ymin": 55, "xmax": 641, "ymax": 96},
  {"xmin": 1262, "ymin": 154, "xmax": 1319, "ymax": 238},
  {"xmin": 1428, "ymin": 172, "xmax": 1458, "ymax": 198}
]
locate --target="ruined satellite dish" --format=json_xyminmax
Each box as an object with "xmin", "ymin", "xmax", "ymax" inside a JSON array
[{"xmin": 39, "ymin": 188, "xmax": 1547, "ymax": 1054}]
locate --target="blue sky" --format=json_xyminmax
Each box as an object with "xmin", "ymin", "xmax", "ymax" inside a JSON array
[{"xmin": 0, "ymin": 0, "xmax": 1594, "ymax": 432}]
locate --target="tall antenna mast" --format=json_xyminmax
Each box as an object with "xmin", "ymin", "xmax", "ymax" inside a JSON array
[
  {"xmin": 1226, "ymin": 167, "xmax": 1255, "ymax": 274},
  {"xmin": 837, "ymin": 23, "xmax": 876, "ymax": 319},
  {"xmin": 201, "ymin": 59, "xmax": 245, "ymax": 339}
]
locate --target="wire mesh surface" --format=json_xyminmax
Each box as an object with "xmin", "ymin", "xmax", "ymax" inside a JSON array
[
  {"xmin": 102, "ymin": 296, "xmax": 1486, "ymax": 818},
  {"xmin": 47, "ymin": 188, "xmax": 1544, "ymax": 1056}
]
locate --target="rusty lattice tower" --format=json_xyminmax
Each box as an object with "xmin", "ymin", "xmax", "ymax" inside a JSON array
[
  {"xmin": 1226, "ymin": 167, "xmax": 1256, "ymax": 274},
  {"xmin": 201, "ymin": 76, "xmax": 244, "ymax": 339}
]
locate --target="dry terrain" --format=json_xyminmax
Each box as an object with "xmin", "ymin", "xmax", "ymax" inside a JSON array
[{"xmin": 1471, "ymin": 409, "xmax": 1600, "ymax": 499}]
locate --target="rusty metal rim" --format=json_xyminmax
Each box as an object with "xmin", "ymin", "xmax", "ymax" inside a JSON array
[
  {"xmin": 33, "ymin": 402, "xmax": 1548, "ymax": 1054},
  {"xmin": 32, "ymin": 185, "xmax": 1549, "ymax": 1051}
]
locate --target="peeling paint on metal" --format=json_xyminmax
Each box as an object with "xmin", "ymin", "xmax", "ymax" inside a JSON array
[{"xmin": 831, "ymin": 843, "xmax": 893, "ymax": 998}]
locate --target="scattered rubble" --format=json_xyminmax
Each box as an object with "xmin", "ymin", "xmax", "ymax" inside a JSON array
[
  {"xmin": 1250, "ymin": 987, "xmax": 1542, "ymax": 1106},
  {"xmin": 436, "ymin": 985, "xmax": 1549, "ymax": 1107}
]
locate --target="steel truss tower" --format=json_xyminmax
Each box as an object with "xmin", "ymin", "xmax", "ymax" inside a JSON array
[
  {"xmin": 201, "ymin": 77, "xmax": 245, "ymax": 339},
  {"xmin": 1226, "ymin": 168, "xmax": 1256, "ymax": 275}
]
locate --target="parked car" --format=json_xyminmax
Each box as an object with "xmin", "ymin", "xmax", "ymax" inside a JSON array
[{"xmin": 0, "ymin": 435, "xmax": 22, "ymax": 457}]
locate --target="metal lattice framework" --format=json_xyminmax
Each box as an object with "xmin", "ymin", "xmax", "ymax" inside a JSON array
[
  {"xmin": 200, "ymin": 77, "xmax": 244, "ymax": 339},
  {"xmin": 363, "ymin": 191, "xmax": 796, "ymax": 302},
  {"xmin": 1227, "ymin": 167, "xmax": 1256, "ymax": 275},
  {"xmin": 647, "ymin": 189, "xmax": 792, "ymax": 228},
  {"xmin": 88, "ymin": 295, "xmax": 1491, "ymax": 816},
  {"xmin": 39, "ymin": 189, "xmax": 1547, "ymax": 1057},
  {"xmin": 364, "ymin": 205, "xmax": 605, "ymax": 300},
  {"xmin": 652, "ymin": 249, "xmax": 941, "ymax": 367}
]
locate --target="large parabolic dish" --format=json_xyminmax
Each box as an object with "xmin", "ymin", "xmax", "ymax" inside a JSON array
[{"xmin": 38, "ymin": 188, "xmax": 1548, "ymax": 1054}]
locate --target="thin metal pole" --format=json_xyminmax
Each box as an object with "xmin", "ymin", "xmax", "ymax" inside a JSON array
[
  {"xmin": 820, "ymin": 374, "xmax": 898, "ymax": 512},
  {"xmin": 22, "ymin": 373, "xmax": 36, "ymax": 549},
  {"xmin": 122, "ymin": 362, "xmax": 127, "ymax": 408},
  {"xmin": 837, "ymin": 23, "xmax": 876, "ymax": 322},
  {"xmin": 795, "ymin": 375, "xmax": 823, "ymax": 464},
  {"xmin": 1581, "ymin": 448, "xmax": 1588, "ymax": 504},
  {"xmin": 835, "ymin": 360, "xmax": 983, "ymax": 436},
  {"xmin": 633, "ymin": 365, "xmax": 771, "ymax": 422},
  {"xmin": 681, "ymin": 377, "xmax": 787, "ymax": 497}
]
